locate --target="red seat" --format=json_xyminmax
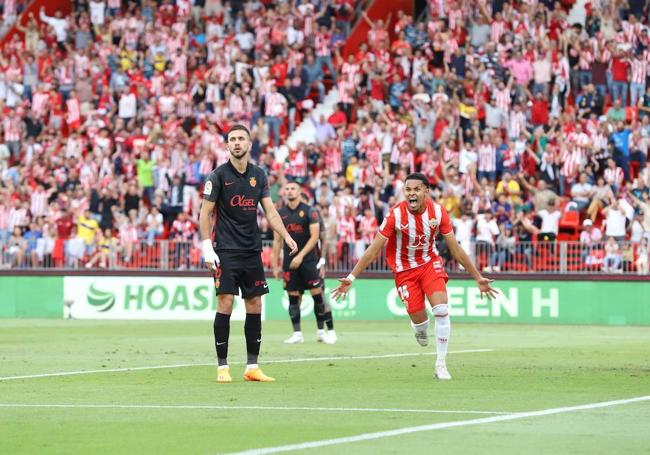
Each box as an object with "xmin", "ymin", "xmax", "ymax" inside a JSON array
[{"xmin": 559, "ymin": 210, "xmax": 580, "ymax": 241}]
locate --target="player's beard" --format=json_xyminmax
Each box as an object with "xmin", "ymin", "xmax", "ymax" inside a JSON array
[{"xmin": 230, "ymin": 147, "xmax": 249, "ymax": 161}]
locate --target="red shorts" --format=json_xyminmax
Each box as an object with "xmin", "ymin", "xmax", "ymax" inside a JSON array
[{"xmin": 394, "ymin": 260, "xmax": 448, "ymax": 314}]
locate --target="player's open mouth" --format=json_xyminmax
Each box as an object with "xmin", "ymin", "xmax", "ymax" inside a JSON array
[{"xmin": 408, "ymin": 197, "xmax": 418, "ymax": 208}]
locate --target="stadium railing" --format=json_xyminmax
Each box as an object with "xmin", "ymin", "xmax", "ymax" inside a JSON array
[{"xmin": 1, "ymin": 239, "xmax": 648, "ymax": 275}]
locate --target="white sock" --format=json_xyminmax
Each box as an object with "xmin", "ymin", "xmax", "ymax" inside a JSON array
[
  {"xmin": 410, "ymin": 318, "xmax": 429, "ymax": 335},
  {"xmin": 433, "ymin": 305, "xmax": 450, "ymax": 365},
  {"xmin": 246, "ymin": 364, "xmax": 259, "ymax": 371},
  {"xmin": 317, "ymin": 329, "xmax": 325, "ymax": 336}
]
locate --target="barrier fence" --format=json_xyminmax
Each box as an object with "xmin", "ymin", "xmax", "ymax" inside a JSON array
[
  {"xmin": 1, "ymin": 275, "xmax": 649, "ymax": 325},
  {"xmin": 1, "ymin": 239, "xmax": 649, "ymax": 275}
]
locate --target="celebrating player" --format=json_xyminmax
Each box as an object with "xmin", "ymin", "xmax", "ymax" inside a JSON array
[
  {"xmin": 199, "ymin": 124, "xmax": 298, "ymax": 383},
  {"xmin": 332, "ymin": 173, "xmax": 497, "ymax": 380},
  {"xmin": 272, "ymin": 182, "xmax": 336, "ymax": 344}
]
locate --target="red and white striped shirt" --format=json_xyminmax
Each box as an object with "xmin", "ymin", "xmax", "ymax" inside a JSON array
[
  {"xmin": 341, "ymin": 62, "xmax": 360, "ymax": 84},
  {"xmin": 8, "ymin": 207, "xmax": 27, "ymax": 231},
  {"xmin": 491, "ymin": 20, "xmax": 508, "ymax": 43},
  {"xmin": 176, "ymin": 93, "xmax": 193, "ymax": 117},
  {"xmin": 119, "ymin": 223, "xmax": 139, "ymax": 243},
  {"xmin": 32, "ymin": 91, "xmax": 50, "ymax": 117},
  {"xmin": 478, "ymin": 144, "xmax": 497, "ymax": 172},
  {"xmin": 493, "ymin": 88, "xmax": 511, "ymax": 112},
  {"xmin": 579, "ymin": 50, "xmax": 593, "ymax": 70},
  {"xmin": 448, "ymin": 8, "xmax": 463, "ymax": 31},
  {"xmin": 604, "ymin": 166, "xmax": 625, "ymax": 187},
  {"xmin": 30, "ymin": 191, "xmax": 48, "ymax": 217},
  {"xmin": 337, "ymin": 79, "xmax": 354, "ymax": 104},
  {"xmin": 286, "ymin": 149, "xmax": 308, "ymax": 179},
  {"xmin": 264, "ymin": 92, "xmax": 287, "ymax": 117},
  {"xmin": 325, "ymin": 145, "xmax": 342, "ymax": 174},
  {"xmin": 560, "ymin": 148, "xmax": 585, "ymax": 179},
  {"xmin": 508, "ymin": 111, "xmax": 527, "ymax": 139},
  {"xmin": 338, "ymin": 216, "xmax": 357, "ymax": 244},
  {"xmin": 631, "ymin": 58, "xmax": 647, "ymax": 84},
  {"xmin": 0, "ymin": 205, "xmax": 8, "ymax": 230},
  {"xmin": 66, "ymin": 98, "xmax": 81, "ymax": 125},
  {"xmin": 3, "ymin": 116, "xmax": 22, "ymax": 142},
  {"xmin": 358, "ymin": 215, "xmax": 378, "ymax": 244},
  {"xmin": 314, "ymin": 32, "xmax": 331, "ymax": 57},
  {"xmin": 378, "ymin": 198, "xmax": 453, "ymax": 273}
]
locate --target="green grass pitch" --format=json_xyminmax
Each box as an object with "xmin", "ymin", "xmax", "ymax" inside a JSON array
[{"xmin": 1, "ymin": 320, "xmax": 649, "ymax": 454}]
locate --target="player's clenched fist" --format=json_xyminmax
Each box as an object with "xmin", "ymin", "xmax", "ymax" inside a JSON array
[{"xmin": 201, "ymin": 239, "xmax": 220, "ymax": 270}]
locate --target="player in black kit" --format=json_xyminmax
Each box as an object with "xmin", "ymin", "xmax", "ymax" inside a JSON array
[
  {"xmin": 272, "ymin": 181, "xmax": 336, "ymax": 344},
  {"xmin": 199, "ymin": 124, "xmax": 298, "ymax": 383}
]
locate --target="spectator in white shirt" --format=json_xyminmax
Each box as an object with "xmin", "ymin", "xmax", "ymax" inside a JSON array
[
  {"xmin": 39, "ymin": 7, "xmax": 69, "ymax": 49},
  {"xmin": 537, "ymin": 199, "xmax": 562, "ymax": 241},
  {"xmin": 603, "ymin": 199, "xmax": 627, "ymax": 241},
  {"xmin": 118, "ymin": 88, "xmax": 137, "ymax": 121},
  {"xmin": 570, "ymin": 172, "xmax": 593, "ymax": 212},
  {"xmin": 452, "ymin": 212, "xmax": 475, "ymax": 258}
]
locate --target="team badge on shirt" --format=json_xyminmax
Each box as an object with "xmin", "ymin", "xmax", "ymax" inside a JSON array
[
  {"xmin": 299, "ymin": 210, "xmax": 304, "ymax": 218},
  {"xmin": 429, "ymin": 218, "xmax": 440, "ymax": 227},
  {"xmin": 249, "ymin": 177, "xmax": 257, "ymax": 187},
  {"xmin": 203, "ymin": 181, "xmax": 212, "ymax": 196}
]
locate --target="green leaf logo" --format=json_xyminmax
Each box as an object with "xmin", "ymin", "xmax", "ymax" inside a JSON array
[{"xmin": 87, "ymin": 283, "xmax": 116, "ymax": 312}]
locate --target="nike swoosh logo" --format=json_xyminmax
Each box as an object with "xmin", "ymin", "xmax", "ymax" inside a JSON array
[
  {"xmin": 256, "ymin": 339, "xmax": 261, "ymax": 343},
  {"xmin": 216, "ymin": 342, "xmax": 227, "ymax": 346},
  {"xmin": 263, "ymin": 284, "xmax": 268, "ymax": 288},
  {"xmin": 224, "ymin": 181, "xmax": 235, "ymax": 186}
]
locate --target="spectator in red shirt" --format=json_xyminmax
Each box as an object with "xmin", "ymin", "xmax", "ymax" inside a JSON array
[{"xmin": 611, "ymin": 50, "xmax": 629, "ymax": 106}]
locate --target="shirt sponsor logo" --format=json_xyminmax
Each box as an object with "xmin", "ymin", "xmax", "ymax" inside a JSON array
[
  {"xmin": 286, "ymin": 223, "xmax": 304, "ymax": 233},
  {"xmin": 410, "ymin": 234, "xmax": 428, "ymax": 248},
  {"xmin": 230, "ymin": 194, "xmax": 256, "ymax": 208},
  {"xmin": 203, "ymin": 181, "xmax": 212, "ymax": 196}
]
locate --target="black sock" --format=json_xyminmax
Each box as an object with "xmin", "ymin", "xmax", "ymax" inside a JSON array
[
  {"xmin": 213, "ymin": 312, "xmax": 230, "ymax": 366},
  {"xmin": 313, "ymin": 293, "xmax": 325, "ymax": 330},
  {"xmin": 288, "ymin": 295, "xmax": 301, "ymax": 332},
  {"xmin": 323, "ymin": 311, "xmax": 334, "ymax": 331},
  {"xmin": 244, "ymin": 313, "xmax": 262, "ymax": 365}
]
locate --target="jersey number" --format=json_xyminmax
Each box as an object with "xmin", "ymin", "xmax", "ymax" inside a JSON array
[{"xmin": 397, "ymin": 285, "xmax": 410, "ymax": 303}]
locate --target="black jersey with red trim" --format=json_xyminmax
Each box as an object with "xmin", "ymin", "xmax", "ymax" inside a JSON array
[
  {"xmin": 202, "ymin": 160, "xmax": 270, "ymax": 252},
  {"xmin": 278, "ymin": 202, "xmax": 319, "ymax": 268}
]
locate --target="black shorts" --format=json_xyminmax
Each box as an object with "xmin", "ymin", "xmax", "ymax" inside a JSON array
[
  {"xmin": 213, "ymin": 250, "xmax": 269, "ymax": 299},
  {"xmin": 283, "ymin": 258, "xmax": 322, "ymax": 293}
]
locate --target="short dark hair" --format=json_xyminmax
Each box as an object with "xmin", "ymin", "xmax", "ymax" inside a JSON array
[
  {"xmin": 405, "ymin": 173, "xmax": 430, "ymax": 188},
  {"xmin": 227, "ymin": 124, "xmax": 251, "ymax": 138}
]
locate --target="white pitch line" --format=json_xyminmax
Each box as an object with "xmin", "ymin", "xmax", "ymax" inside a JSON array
[
  {"xmin": 226, "ymin": 395, "xmax": 650, "ymax": 455},
  {"xmin": 0, "ymin": 348, "xmax": 492, "ymax": 382},
  {"xmin": 0, "ymin": 403, "xmax": 510, "ymax": 415}
]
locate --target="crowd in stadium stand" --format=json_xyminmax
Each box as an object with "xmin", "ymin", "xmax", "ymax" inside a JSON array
[{"xmin": 0, "ymin": 0, "xmax": 649, "ymax": 274}]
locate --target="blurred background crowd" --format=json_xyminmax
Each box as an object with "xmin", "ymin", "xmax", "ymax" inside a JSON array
[{"xmin": 0, "ymin": 0, "xmax": 648, "ymax": 274}]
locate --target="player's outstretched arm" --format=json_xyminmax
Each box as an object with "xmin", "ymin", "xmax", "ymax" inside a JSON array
[
  {"xmin": 443, "ymin": 231, "xmax": 498, "ymax": 300},
  {"xmin": 331, "ymin": 234, "xmax": 387, "ymax": 301},
  {"xmin": 199, "ymin": 199, "xmax": 220, "ymax": 271},
  {"xmin": 261, "ymin": 197, "xmax": 298, "ymax": 255}
]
